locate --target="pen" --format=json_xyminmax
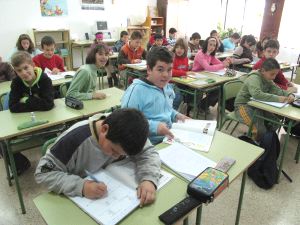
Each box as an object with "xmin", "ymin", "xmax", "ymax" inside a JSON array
[{"xmin": 85, "ymin": 170, "xmax": 100, "ymax": 183}]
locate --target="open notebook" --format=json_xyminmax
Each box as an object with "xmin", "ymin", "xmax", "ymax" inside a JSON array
[
  {"xmin": 159, "ymin": 142, "xmax": 216, "ymax": 181},
  {"xmin": 69, "ymin": 159, "xmax": 173, "ymax": 225},
  {"xmin": 250, "ymin": 97, "xmax": 288, "ymax": 108},
  {"xmin": 164, "ymin": 120, "xmax": 217, "ymax": 152},
  {"xmin": 45, "ymin": 68, "xmax": 76, "ymax": 80}
]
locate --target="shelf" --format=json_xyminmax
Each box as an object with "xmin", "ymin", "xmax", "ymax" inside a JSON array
[{"xmin": 151, "ymin": 24, "xmax": 163, "ymax": 27}]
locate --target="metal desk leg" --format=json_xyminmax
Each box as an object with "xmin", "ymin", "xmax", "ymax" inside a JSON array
[
  {"xmin": 193, "ymin": 90, "xmax": 198, "ymax": 119},
  {"xmin": 294, "ymin": 139, "xmax": 300, "ymax": 163},
  {"xmin": 217, "ymin": 86, "xmax": 222, "ymax": 129},
  {"xmin": 80, "ymin": 46, "xmax": 84, "ymax": 65},
  {"xmin": 183, "ymin": 217, "xmax": 189, "ymax": 225},
  {"xmin": 277, "ymin": 120, "xmax": 292, "ymax": 182},
  {"xmin": 6, "ymin": 140, "xmax": 26, "ymax": 214},
  {"xmin": 235, "ymin": 171, "xmax": 247, "ymax": 225},
  {"xmin": 196, "ymin": 204, "xmax": 202, "ymax": 225},
  {"xmin": 1, "ymin": 141, "xmax": 12, "ymax": 186}
]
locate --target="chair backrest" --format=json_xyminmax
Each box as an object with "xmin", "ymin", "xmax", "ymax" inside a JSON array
[
  {"xmin": 0, "ymin": 92, "xmax": 8, "ymax": 111},
  {"xmin": 59, "ymin": 82, "xmax": 70, "ymax": 98},
  {"xmin": 294, "ymin": 67, "xmax": 300, "ymax": 85},
  {"xmin": 41, "ymin": 137, "xmax": 57, "ymax": 156},
  {"xmin": 221, "ymin": 80, "xmax": 244, "ymax": 115}
]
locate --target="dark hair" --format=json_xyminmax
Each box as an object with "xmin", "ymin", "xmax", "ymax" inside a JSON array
[
  {"xmin": 147, "ymin": 47, "xmax": 173, "ymax": 70},
  {"xmin": 130, "ymin": 31, "xmax": 142, "ymax": 40},
  {"xmin": 103, "ymin": 108, "xmax": 149, "ymax": 155},
  {"xmin": 94, "ymin": 32, "xmax": 104, "ymax": 43},
  {"xmin": 85, "ymin": 44, "xmax": 109, "ymax": 64},
  {"xmin": 172, "ymin": 38, "xmax": 188, "ymax": 58},
  {"xmin": 154, "ymin": 27, "xmax": 162, "ymax": 34},
  {"xmin": 16, "ymin": 34, "xmax": 35, "ymax": 54},
  {"xmin": 231, "ymin": 32, "xmax": 240, "ymax": 39},
  {"xmin": 120, "ymin": 31, "xmax": 128, "ymax": 38},
  {"xmin": 154, "ymin": 33, "xmax": 163, "ymax": 40},
  {"xmin": 263, "ymin": 39, "xmax": 280, "ymax": 50},
  {"xmin": 190, "ymin": 32, "xmax": 201, "ymax": 40},
  {"xmin": 240, "ymin": 34, "xmax": 256, "ymax": 46},
  {"xmin": 169, "ymin": 28, "xmax": 177, "ymax": 34},
  {"xmin": 41, "ymin": 36, "xmax": 55, "ymax": 48},
  {"xmin": 202, "ymin": 37, "xmax": 218, "ymax": 56},
  {"xmin": 261, "ymin": 58, "xmax": 280, "ymax": 71},
  {"xmin": 210, "ymin": 30, "xmax": 218, "ymax": 36},
  {"xmin": 11, "ymin": 51, "xmax": 33, "ymax": 67}
]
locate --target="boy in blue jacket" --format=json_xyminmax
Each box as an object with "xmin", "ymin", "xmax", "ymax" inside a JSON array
[{"xmin": 121, "ymin": 47, "xmax": 188, "ymax": 144}]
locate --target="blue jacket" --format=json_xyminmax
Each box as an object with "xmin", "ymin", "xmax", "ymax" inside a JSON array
[{"xmin": 121, "ymin": 78, "xmax": 178, "ymax": 144}]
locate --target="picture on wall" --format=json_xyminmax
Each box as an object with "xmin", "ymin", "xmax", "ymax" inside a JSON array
[
  {"xmin": 81, "ymin": 0, "xmax": 104, "ymax": 10},
  {"xmin": 40, "ymin": 0, "xmax": 68, "ymax": 16}
]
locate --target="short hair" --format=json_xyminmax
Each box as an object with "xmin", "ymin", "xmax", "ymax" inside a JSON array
[
  {"xmin": 240, "ymin": 34, "xmax": 256, "ymax": 46},
  {"xmin": 154, "ymin": 27, "xmax": 162, "ymax": 34},
  {"xmin": 263, "ymin": 39, "xmax": 280, "ymax": 50},
  {"xmin": 120, "ymin": 31, "xmax": 128, "ymax": 38},
  {"xmin": 169, "ymin": 28, "xmax": 177, "ymax": 34},
  {"xmin": 172, "ymin": 38, "xmax": 188, "ymax": 58},
  {"xmin": 231, "ymin": 32, "xmax": 240, "ymax": 39},
  {"xmin": 103, "ymin": 108, "xmax": 149, "ymax": 155},
  {"xmin": 154, "ymin": 33, "xmax": 163, "ymax": 40},
  {"xmin": 41, "ymin": 36, "xmax": 55, "ymax": 48},
  {"xmin": 202, "ymin": 37, "xmax": 218, "ymax": 56},
  {"xmin": 16, "ymin": 34, "xmax": 35, "ymax": 54},
  {"xmin": 261, "ymin": 58, "xmax": 280, "ymax": 71},
  {"xmin": 147, "ymin": 46, "xmax": 173, "ymax": 70},
  {"xmin": 11, "ymin": 51, "xmax": 33, "ymax": 68},
  {"xmin": 86, "ymin": 44, "xmax": 109, "ymax": 64},
  {"xmin": 210, "ymin": 30, "xmax": 218, "ymax": 36},
  {"xmin": 130, "ymin": 31, "xmax": 142, "ymax": 40},
  {"xmin": 190, "ymin": 32, "xmax": 201, "ymax": 40}
]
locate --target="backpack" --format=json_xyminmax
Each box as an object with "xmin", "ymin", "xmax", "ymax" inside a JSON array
[{"xmin": 239, "ymin": 131, "xmax": 280, "ymax": 189}]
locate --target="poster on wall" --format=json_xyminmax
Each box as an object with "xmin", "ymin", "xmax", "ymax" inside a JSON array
[
  {"xmin": 40, "ymin": 0, "xmax": 68, "ymax": 16},
  {"xmin": 81, "ymin": 0, "xmax": 104, "ymax": 10}
]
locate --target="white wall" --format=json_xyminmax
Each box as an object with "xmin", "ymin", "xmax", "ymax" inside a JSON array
[{"xmin": 0, "ymin": 0, "xmax": 156, "ymax": 59}]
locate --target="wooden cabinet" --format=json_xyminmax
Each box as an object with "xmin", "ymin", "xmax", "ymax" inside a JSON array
[
  {"xmin": 127, "ymin": 26, "xmax": 150, "ymax": 50},
  {"xmin": 32, "ymin": 29, "xmax": 71, "ymax": 70},
  {"xmin": 150, "ymin": 17, "xmax": 164, "ymax": 33}
]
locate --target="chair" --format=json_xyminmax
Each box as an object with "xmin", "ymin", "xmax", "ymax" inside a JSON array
[
  {"xmin": 0, "ymin": 92, "xmax": 9, "ymax": 111},
  {"xmin": 293, "ymin": 66, "xmax": 300, "ymax": 84},
  {"xmin": 41, "ymin": 137, "xmax": 57, "ymax": 156},
  {"xmin": 97, "ymin": 68, "xmax": 107, "ymax": 90},
  {"xmin": 59, "ymin": 82, "xmax": 71, "ymax": 98},
  {"xmin": 219, "ymin": 80, "xmax": 244, "ymax": 134}
]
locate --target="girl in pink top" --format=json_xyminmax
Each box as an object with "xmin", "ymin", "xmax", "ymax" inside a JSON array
[{"xmin": 192, "ymin": 37, "xmax": 230, "ymax": 72}]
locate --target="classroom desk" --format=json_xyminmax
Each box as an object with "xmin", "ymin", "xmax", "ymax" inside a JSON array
[
  {"xmin": 71, "ymin": 39, "xmax": 117, "ymax": 68},
  {"xmin": 216, "ymin": 51, "xmax": 234, "ymax": 59},
  {"xmin": 34, "ymin": 131, "xmax": 263, "ymax": 225},
  {"xmin": 247, "ymin": 101, "xmax": 300, "ymax": 182},
  {"xmin": 123, "ymin": 64, "xmax": 147, "ymax": 89}
]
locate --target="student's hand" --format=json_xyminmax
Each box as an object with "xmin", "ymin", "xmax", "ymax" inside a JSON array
[
  {"xmin": 137, "ymin": 180, "xmax": 156, "ymax": 207},
  {"xmin": 243, "ymin": 58, "xmax": 251, "ymax": 63},
  {"xmin": 52, "ymin": 68, "xmax": 60, "ymax": 74},
  {"xmin": 287, "ymin": 86, "xmax": 297, "ymax": 93},
  {"xmin": 223, "ymin": 58, "xmax": 231, "ymax": 68},
  {"xmin": 186, "ymin": 71, "xmax": 196, "ymax": 75},
  {"xmin": 157, "ymin": 122, "xmax": 174, "ymax": 139},
  {"xmin": 287, "ymin": 95, "xmax": 295, "ymax": 103},
  {"xmin": 287, "ymin": 82, "xmax": 294, "ymax": 87},
  {"xmin": 82, "ymin": 180, "xmax": 107, "ymax": 199},
  {"xmin": 176, "ymin": 113, "xmax": 190, "ymax": 122},
  {"xmin": 92, "ymin": 92, "xmax": 106, "ymax": 100},
  {"xmin": 133, "ymin": 59, "xmax": 142, "ymax": 64},
  {"xmin": 278, "ymin": 96, "xmax": 288, "ymax": 103}
]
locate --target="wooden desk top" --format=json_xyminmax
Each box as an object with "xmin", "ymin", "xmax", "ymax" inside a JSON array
[
  {"xmin": 34, "ymin": 131, "xmax": 263, "ymax": 225},
  {"xmin": 125, "ymin": 64, "xmax": 147, "ymax": 71},
  {"xmin": 248, "ymin": 100, "xmax": 300, "ymax": 122}
]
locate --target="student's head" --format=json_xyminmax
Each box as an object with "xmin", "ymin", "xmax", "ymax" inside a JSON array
[
  {"xmin": 210, "ymin": 30, "xmax": 218, "ymax": 38},
  {"xmin": 94, "ymin": 32, "xmax": 104, "ymax": 44},
  {"xmin": 169, "ymin": 28, "xmax": 177, "ymax": 39},
  {"xmin": 260, "ymin": 58, "xmax": 280, "ymax": 81},
  {"xmin": 11, "ymin": 51, "xmax": 36, "ymax": 82},
  {"xmin": 120, "ymin": 31, "xmax": 129, "ymax": 43},
  {"xmin": 190, "ymin": 32, "xmax": 201, "ymax": 45},
  {"xmin": 154, "ymin": 27, "xmax": 163, "ymax": 35},
  {"xmin": 129, "ymin": 31, "xmax": 143, "ymax": 50},
  {"xmin": 261, "ymin": 36, "xmax": 272, "ymax": 48},
  {"xmin": 98, "ymin": 108, "xmax": 149, "ymax": 157},
  {"xmin": 86, "ymin": 44, "xmax": 109, "ymax": 67},
  {"xmin": 154, "ymin": 33, "xmax": 163, "ymax": 46},
  {"xmin": 230, "ymin": 33, "xmax": 241, "ymax": 44},
  {"xmin": 146, "ymin": 47, "xmax": 173, "ymax": 88},
  {"xmin": 16, "ymin": 34, "xmax": 35, "ymax": 54},
  {"xmin": 263, "ymin": 40, "xmax": 280, "ymax": 59},
  {"xmin": 240, "ymin": 35, "xmax": 256, "ymax": 49},
  {"xmin": 172, "ymin": 38, "xmax": 188, "ymax": 58},
  {"xmin": 202, "ymin": 37, "xmax": 218, "ymax": 56},
  {"xmin": 41, "ymin": 36, "xmax": 56, "ymax": 59}
]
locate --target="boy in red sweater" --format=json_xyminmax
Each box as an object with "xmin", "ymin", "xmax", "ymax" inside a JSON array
[
  {"xmin": 33, "ymin": 36, "xmax": 65, "ymax": 74},
  {"xmin": 253, "ymin": 40, "xmax": 297, "ymax": 93}
]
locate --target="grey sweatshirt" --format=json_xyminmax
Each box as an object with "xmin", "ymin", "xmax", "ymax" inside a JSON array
[{"xmin": 35, "ymin": 113, "xmax": 161, "ymax": 197}]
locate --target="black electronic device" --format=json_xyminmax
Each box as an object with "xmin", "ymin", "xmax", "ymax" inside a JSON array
[
  {"xmin": 85, "ymin": 33, "xmax": 89, "ymax": 40},
  {"xmin": 291, "ymin": 99, "xmax": 300, "ymax": 108},
  {"xmin": 65, "ymin": 96, "xmax": 83, "ymax": 110}
]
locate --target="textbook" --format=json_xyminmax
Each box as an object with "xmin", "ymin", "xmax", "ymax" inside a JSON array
[
  {"xmin": 159, "ymin": 142, "xmax": 216, "ymax": 181},
  {"xmin": 164, "ymin": 119, "xmax": 217, "ymax": 152},
  {"xmin": 45, "ymin": 68, "xmax": 76, "ymax": 80},
  {"xmin": 69, "ymin": 159, "xmax": 173, "ymax": 225},
  {"xmin": 250, "ymin": 97, "xmax": 288, "ymax": 108}
]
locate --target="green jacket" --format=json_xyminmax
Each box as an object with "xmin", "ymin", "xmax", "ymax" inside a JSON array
[
  {"xmin": 234, "ymin": 71, "xmax": 290, "ymax": 106},
  {"xmin": 66, "ymin": 64, "xmax": 102, "ymax": 100}
]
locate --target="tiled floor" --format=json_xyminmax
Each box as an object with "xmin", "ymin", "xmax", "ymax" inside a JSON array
[{"xmin": 0, "ymin": 106, "xmax": 299, "ymax": 225}]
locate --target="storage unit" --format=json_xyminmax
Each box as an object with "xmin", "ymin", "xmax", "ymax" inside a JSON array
[
  {"xmin": 32, "ymin": 29, "xmax": 71, "ymax": 70},
  {"xmin": 150, "ymin": 17, "xmax": 164, "ymax": 33}
]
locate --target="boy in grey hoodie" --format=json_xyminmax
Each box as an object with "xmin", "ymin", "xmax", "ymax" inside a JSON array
[{"xmin": 35, "ymin": 108, "xmax": 161, "ymax": 206}]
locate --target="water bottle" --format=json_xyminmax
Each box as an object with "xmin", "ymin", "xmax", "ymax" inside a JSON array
[{"xmin": 30, "ymin": 112, "xmax": 36, "ymax": 122}]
